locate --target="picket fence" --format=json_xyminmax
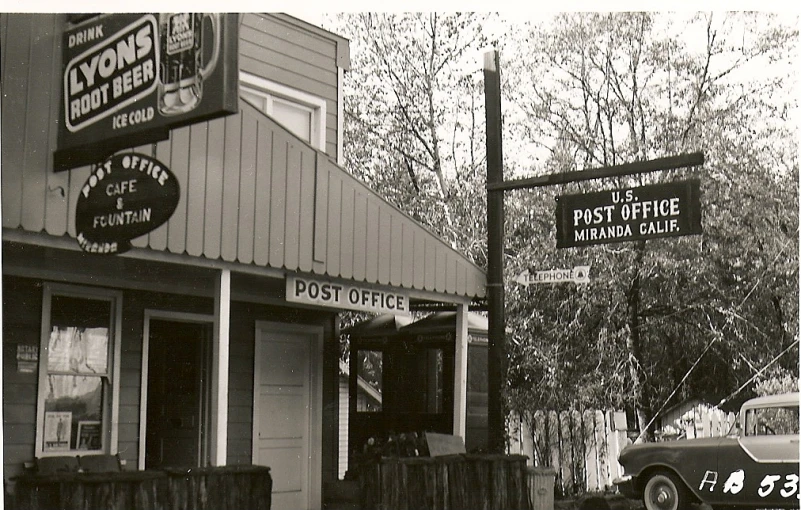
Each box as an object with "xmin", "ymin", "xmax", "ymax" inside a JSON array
[
  {"xmin": 654, "ymin": 401, "xmax": 737, "ymax": 441},
  {"xmin": 508, "ymin": 405, "xmax": 737, "ymax": 497}
]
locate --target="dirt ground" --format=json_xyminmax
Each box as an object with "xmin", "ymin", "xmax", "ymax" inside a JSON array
[
  {"xmin": 554, "ymin": 494, "xmax": 644, "ymax": 510},
  {"xmin": 554, "ymin": 495, "xmax": 752, "ymax": 510}
]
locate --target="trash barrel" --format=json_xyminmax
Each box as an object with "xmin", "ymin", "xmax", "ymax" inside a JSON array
[{"xmin": 527, "ymin": 466, "xmax": 557, "ymax": 510}]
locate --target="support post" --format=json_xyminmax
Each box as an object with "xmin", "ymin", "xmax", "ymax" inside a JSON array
[
  {"xmin": 453, "ymin": 303, "xmax": 469, "ymax": 439},
  {"xmin": 211, "ymin": 268, "xmax": 231, "ymax": 466},
  {"xmin": 484, "ymin": 50, "xmax": 507, "ymax": 454}
]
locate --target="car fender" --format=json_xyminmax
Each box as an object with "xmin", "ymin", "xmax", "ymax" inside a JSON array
[{"xmin": 618, "ymin": 437, "xmax": 727, "ymax": 500}]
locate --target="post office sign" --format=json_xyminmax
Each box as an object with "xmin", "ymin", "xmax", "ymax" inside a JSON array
[
  {"xmin": 555, "ymin": 179, "xmax": 702, "ymax": 248},
  {"xmin": 75, "ymin": 152, "xmax": 179, "ymax": 254},
  {"xmin": 287, "ymin": 276, "xmax": 411, "ymax": 316}
]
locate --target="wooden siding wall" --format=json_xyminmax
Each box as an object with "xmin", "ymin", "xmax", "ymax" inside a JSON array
[
  {"xmin": 1, "ymin": 276, "xmax": 343, "ymax": 485},
  {"xmin": 1, "ymin": 14, "xmax": 63, "ymax": 235},
  {"xmin": 240, "ymin": 13, "xmax": 341, "ymax": 159},
  {"xmin": 0, "ymin": 276, "xmax": 212, "ymax": 480},
  {"xmin": 1, "ymin": 13, "xmax": 485, "ymax": 301},
  {"xmin": 2, "ymin": 277, "xmax": 43, "ymax": 482}
]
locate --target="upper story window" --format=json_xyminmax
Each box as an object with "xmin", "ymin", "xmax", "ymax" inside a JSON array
[
  {"xmin": 240, "ymin": 72, "xmax": 326, "ymax": 152},
  {"xmin": 36, "ymin": 284, "xmax": 121, "ymax": 457}
]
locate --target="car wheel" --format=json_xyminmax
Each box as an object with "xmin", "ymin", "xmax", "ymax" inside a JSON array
[{"xmin": 642, "ymin": 471, "xmax": 691, "ymax": 510}]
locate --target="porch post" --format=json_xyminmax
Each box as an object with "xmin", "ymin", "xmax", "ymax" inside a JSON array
[
  {"xmin": 453, "ymin": 303, "xmax": 469, "ymax": 439},
  {"xmin": 211, "ymin": 268, "xmax": 231, "ymax": 465}
]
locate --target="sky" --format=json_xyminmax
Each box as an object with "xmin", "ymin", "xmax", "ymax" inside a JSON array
[{"xmin": 13, "ymin": 1, "xmax": 801, "ymax": 13}]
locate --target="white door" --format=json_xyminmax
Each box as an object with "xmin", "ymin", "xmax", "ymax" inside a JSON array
[{"xmin": 253, "ymin": 322, "xmax": 322, "ymax": 510}]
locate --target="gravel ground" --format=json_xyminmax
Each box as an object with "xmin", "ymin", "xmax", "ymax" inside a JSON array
[{"xmin": 554, "ymin": 495, "xmax": 784, "ymax": 510}]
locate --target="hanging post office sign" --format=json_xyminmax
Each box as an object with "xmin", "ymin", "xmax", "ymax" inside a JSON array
[
  {"xmin": 287, "ymin": 276, "xmax": 411, "ymax": 316},
  {"xmin": 55, "ymin": 13, "xmax": 239, "ymax": 171},
  {"xmin": 75, "ymin": 153, "xmax": 180, "ymax": 254},
  {"xmin": 555, "ymin": 179, "xmax": 702, "ymax": 248}
]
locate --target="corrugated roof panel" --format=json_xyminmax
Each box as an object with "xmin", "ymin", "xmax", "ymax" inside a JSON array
[
  {"xmin": 389, "ymin": 214, "xmax": 403, "ymax": 287},
  {"xmin": 167, "ymin": 126, "xmax": 190, "ymax": 255},
  {"xmin": 325, "ymin": 166, "xmax": 342, "ymax": 276},
  {"xmin": 3, "ymin": 90, "xmax": 486, "ymax": 300},
  {"xmin": 253, "ymin": 120, "xmax": 273, "ymax": 266},
  {"xmin": 298, "ymin": 149, "xmax": 316, "ymax": 273},
  {"xmin": 378, "ymin": 208, "xmax": 392, "ymax": 285},
  {"xmin": 339, "ymin": 179, "xmax": 355, "ymax": 280},
  {"xmin": 186, "ymin": 124, "xmax": 209, "ymax": 257},
  {"xmin": 284, "ymin": 143, "xmax": 303, "ymax": 269},
  {"xmin": 220, "ymin": 115, "xmax": 242, "ymax": 262},
  {"xmin": 203, "ymin": 117, "xmax": 226, "ymax": 260},
  {"xmin": 237, "ymin": 113, "xmax": 258, "ymax": 265}
]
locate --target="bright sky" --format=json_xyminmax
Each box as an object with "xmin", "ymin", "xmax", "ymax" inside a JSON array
[{"xmin": 13, "ymin": 1, "xmax": 801, "ymax": 13}]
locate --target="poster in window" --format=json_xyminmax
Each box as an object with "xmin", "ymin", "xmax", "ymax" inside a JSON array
[
  {"xmin": 44, "ymin": 411, "xmax": 72, "ymax": 451},
  {"xmin": 77, "ymin": 420, "xmax": 102, "ymax": 450}
]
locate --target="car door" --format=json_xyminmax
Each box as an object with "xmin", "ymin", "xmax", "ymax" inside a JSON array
[
  {"xmin": 739, "ymin": 404, "xmax": 799, "ymax": 463},
  {"xmin": 721, "ymin": 404, "xmax": 800, "ymax": 507}
]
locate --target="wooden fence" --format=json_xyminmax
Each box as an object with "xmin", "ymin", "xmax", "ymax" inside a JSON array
[
  {"xmin": 508, "ymin": 405, "xmax": 737, "ymax": 497},
  {"xmin": 654, "ymin": 401, "xmax": 737, "ymax": 441}
]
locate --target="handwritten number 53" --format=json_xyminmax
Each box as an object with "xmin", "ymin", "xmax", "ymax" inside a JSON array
[{"xmin": 759, "ymin": 474, "xmax": 799, "ymax": 498}]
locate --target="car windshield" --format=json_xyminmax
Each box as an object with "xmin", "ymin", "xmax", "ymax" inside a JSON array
[{"xmin": 744, "ymin": 405, "xmax": 799, "ymax": 437}]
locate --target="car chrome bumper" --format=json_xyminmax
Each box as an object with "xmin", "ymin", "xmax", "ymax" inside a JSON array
[{"xmin": 612, "ymin": 475, "xmax": 637, "ymax": 499}]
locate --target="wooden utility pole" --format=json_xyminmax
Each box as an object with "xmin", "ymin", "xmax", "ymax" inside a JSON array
[
  {"xmin": 482, "ymin": 50, "xmax": 704, "ymax": 455},
  {"xmin": 483, "ymin": 50, "xmax": 506, "ymax": 454}
]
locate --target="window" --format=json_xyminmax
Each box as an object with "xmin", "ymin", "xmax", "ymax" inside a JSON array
[
  {"xmin": 355, "ymin": 349, "xmax": 383, "ymax": 412},
  {"xmin": 36, "ymin": 285, "xmax": 121, "ymax": 457},
  {"xmin": 391, "ymin": 346, "xmax": 447, "ymax": 415},
  {"xmin": 239, "ymin": 72, "xmax": 326, "ymax": 151},
  {"xmin": 745, "ymin": 406, "xmax": 800, "ymax": 436}
]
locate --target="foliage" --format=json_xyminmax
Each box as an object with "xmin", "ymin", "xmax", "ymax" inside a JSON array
[
  {"xmin": 325, "ymin": 12, "xmax": 493, "ymax": 265},
  {"xmin": 504, "ymin": 12, "xmax": 798, "ymax": 432},
  {"xmin": 325, "ymin": 11, "xmax": 799, "ymax": 437},
  {"xmin": 754, "ymin": 373, "xmax": 800, "ymax": 397}
]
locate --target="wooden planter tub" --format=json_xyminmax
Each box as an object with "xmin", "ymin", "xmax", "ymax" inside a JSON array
[
  {"xmin": 359, "ymin": 454, "xmax": 530, "ymax": 510},
  {"xmin": 13, "ymin": 465, "xmax": 272, "ymax": 510}
]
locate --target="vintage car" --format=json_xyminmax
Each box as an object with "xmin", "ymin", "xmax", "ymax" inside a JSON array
[{"xmin": 614, "ymin": 392, "xmax": 800, "ymax": 510}]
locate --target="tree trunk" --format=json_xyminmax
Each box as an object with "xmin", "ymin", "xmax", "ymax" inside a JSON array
[{"xmin": 626, "ymin": 240, "xmax": 650, "ymax": 440}]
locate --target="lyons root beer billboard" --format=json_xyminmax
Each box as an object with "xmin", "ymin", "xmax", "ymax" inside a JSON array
[
  {"xmin": 55, "ymin": 14, "xmax": 239, "ymax": 171},
  {"xmin": 555, "ymin": 179, "xmax": 702, "ymax": 248}
]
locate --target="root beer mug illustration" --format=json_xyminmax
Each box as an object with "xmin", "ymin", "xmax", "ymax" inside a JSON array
[{"xmin": 158, "ymin": 13, "xmax": 220, "ymax": 116}]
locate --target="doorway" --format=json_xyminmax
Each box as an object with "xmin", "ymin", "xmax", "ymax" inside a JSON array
[
  {"xmin": 253, "ymin": 322, "xmax": 323, "ymax": 510},
  {"xmin": 144, "ymin": 317, "xmax": 212, "ymax": 469}
]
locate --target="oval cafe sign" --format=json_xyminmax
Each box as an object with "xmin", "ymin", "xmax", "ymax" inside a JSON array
[{"xmin": 75, "ymin": 153, "xmax": 180, "ymax": 254}]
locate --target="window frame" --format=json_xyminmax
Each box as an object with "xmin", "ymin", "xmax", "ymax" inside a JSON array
[
  {"xmin": 239, "ymin": 72, "xmax": 327, "ymax": 151},
  {"xmin": 744, "ymin": 405, "xmax": 800, "ymax": 437},
  {"xmin": 35, "ymin": 283, "xmax": 123, "ymax": 458},
  {"xmin": 354, "ymin": 348, "xmax": 384, "ymax": 413}
]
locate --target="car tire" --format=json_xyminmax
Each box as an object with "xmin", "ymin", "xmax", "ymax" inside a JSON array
[{"xmin": 642, "ymin": 470, "xmax": 691, "ymax": 510}]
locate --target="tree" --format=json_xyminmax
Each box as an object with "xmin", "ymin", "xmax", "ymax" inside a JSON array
[
  {"xmin": 504, "ymin": 12, "xmax": 798, "ymax": 435},
  {"xmin": 324, "ymin": 11, "xmax": 798, "ymax": 445},
  {"xmin": 324, "ymin": 12, "xmax": 493, "ymax": 264}
]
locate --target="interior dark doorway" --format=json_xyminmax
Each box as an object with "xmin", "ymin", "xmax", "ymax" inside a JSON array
[{"xmin": 145, "ymin": 318, "xmax": 212, "ymax": 469}]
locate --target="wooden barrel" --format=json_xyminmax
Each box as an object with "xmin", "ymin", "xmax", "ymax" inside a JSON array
[
  {"xmin": 358, "ymin": 454, "xmax": 530, "ymax": 510},
  {"xmin": 14, "ymin": 465, "xmax": 271, "ymax": 510},
  {"xmin": 162, "ymin": 465, "xmax": 272, "ymax": 510},
  {"xmin": 15, "ymin": 470, "xmax": 168, "ymax": 510}
]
